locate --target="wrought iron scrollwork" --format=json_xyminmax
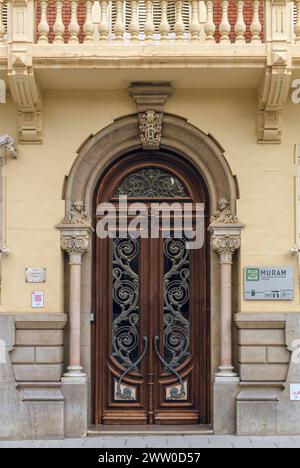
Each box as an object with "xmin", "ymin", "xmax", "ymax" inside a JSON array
[
  {"xmin": 112, "ymin": 237, "xmax": 145, "ymax": 400},
  {"xmin": 154, "ymin": 336, "xmax": 185, "ymax": 400},
  {"xmin": 115, "ymin": 336, "xmax": 148, "ymax": 401},
  {"xmin": 114, "ymin": 168, "xmax": 188, "ymax": 198},
  {"xmin": 156, "ymin": 237, "xmax": 190, "ymax": 400}
]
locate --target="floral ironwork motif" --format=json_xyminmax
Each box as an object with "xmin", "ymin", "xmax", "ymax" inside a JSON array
[
  {"xmin": 112, "ymin": 237, "xmax": 144, "ymax": 401},
  {"xmin": 159, "ymin": 237, "xmax": 190, "ymax": 400},
  {"xmin": 114, "ymin": 168, "xmax": 188, "ymax": 198}
]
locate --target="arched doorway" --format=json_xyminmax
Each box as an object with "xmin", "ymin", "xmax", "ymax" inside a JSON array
[
  {"xmin": 92, "ymin": 151, "xmax": 211, "ymax": 425},
  {"xmin": 59, "ymin": 112, "xmax": 241, "ymax": 435}
]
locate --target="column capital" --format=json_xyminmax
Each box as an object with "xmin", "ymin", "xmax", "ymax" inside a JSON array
[
  {"xmin": 57, "ymin": 200, "xmax": 93, "ymax": 262},
  {"xmin": 211, "ymin": 233, "xmax": 241, "ymax": 263},
  {"xmin": 209, "ymin": 198, "xmax": 244, "ymax": 261}
]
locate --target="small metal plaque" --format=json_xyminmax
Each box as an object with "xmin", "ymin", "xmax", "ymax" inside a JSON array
[
  {"xmin": 290, "ymin": 384, "xmax": 300, "ymax": 401},
  {"xmin": 25, "ymin": 267, "xmax": 46, "ymax": 283},
  {"xmin": 31, "ymin": 291, "xmax": 44, "ymax": 308},
  {"xmin": 244, "ymin": 267, "xmax": 294, "ymax": 301}
]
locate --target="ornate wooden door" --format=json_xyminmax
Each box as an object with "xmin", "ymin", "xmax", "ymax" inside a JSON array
[{"xmin": 93, "ymin": 152, "xmax": 210, "ymax": 425}]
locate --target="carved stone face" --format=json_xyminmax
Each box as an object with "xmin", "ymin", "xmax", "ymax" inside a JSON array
[
  {"xmin": 218, "ymin": 198, "xmax": 229, "ymax": 211},
  {"xmin": 73, "ymin": 200, "xmax": 84, "ymax": 212}
]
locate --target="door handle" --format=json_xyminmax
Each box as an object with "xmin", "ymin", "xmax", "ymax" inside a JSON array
[
  {"xmin": 154, "ymin": 335, "xmax": 185, "ymax": 400},
  {"xmin": 116, "ymin": 336, "xmax": 148, "ymax": 400}
]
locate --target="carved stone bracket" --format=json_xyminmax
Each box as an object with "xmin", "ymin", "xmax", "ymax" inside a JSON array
[
  {"xmin": 258, "ymin": 0, "xmax": 292, "ymax": 144},
  {"xmin": 129, "ymin": 82, "xmax": 173, "ymax": 150},
  {"xmin": 8, "ymin": 0, "xmax": 42, "ymax": 143}
]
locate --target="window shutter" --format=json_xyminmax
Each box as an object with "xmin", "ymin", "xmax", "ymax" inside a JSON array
[
  {"xmin": 2, "ymin": 2, "xmax": 7, "ymax": 37},
  {"xmin": 110, "ymin": 1, "xmax": 191, "ymax": 36}
]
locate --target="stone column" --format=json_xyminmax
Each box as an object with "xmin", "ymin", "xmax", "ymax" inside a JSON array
[
  {"xmin": 209, "ymin": 200, "xmax": 244, "ymax": 434},
  {"xmin": 211, "ymin": 229, "xmax": 241, "ymax": 378},
  {"xmin": 209, "ymin": 199, "xmax": 244, "ymax": 380},
  {"xmin": 57, "ymin": 201, "xmax": 93, "ymax": 382}
]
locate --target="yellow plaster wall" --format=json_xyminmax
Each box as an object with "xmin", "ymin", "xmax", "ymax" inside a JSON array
[{"xmin": 0, "ymin": 88, "xmax": 299, "ymax": 313}]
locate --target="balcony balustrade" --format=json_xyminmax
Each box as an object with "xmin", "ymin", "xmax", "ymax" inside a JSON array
[
  {"xmin": 31, "ymin": 0, "xmax": 265, "ymax": 44},
  {"xmin": 0, "ymin": 1, "xmax": 299, "ymax": 145}
]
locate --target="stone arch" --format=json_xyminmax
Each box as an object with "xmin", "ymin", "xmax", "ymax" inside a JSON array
[
  {"xmin": 65, "ymin": 113, "xmax": 239, "ymax": 218},
  {"xmin": 61, "ymin": 112, "xmax": 241, "ymax": 431}
]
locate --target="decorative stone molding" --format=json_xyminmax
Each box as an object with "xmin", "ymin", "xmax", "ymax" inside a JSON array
[
  {"xmin": 0, "ymin": 135, "xmax": 17, "ymax": 160},
  {"xmin": 62, "ymin": 200, "xmax": 91, "ymax": 225},
  {"xmin": 7, "ymin": 0, "xmax": 43, "ymax": 143},
  {"xmin": 57, "ymin": 202, "xmax": 93, "ymax": 264},
  {"xmin": 139, "ymin": 110, "xmax": 162, "ymax": 150},
  {"xmin": 258, "ymin": 0, "xmax": 292, "ymax": 144},
  {"xmin": 129, "ymin": 82, "xmax": 172, "ymax": 150},
  {"xmin": 210, "ymin": 198, "xmax": 238, "ymax": 225},
  {"xmin": 211, "ymin": 233, "xmax": 241, "ymax": 261}
]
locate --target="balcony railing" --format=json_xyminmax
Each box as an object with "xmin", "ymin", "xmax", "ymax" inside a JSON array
[
  {"xmin": 35, "ymin": 0, "xmax": 264, "ymax": 44},
  {"xmin": 0, "ymin": 0, "xmax": 267, "ymax": 45}
]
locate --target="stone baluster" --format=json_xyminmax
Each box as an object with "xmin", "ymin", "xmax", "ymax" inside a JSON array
[
  {"xmin": 190, "ymin": 0, "xmax": 201, "ymax": 41},
  {"xmin": 209, "ymin": 200, "xmax": 244, "ymax": 380},
  {"xmin": 174, "ymin": 0, "xmax": 185, "ymax": 41},
  {"xmin": 144, "ymin": 0, "xmax": 155, "ymax": 41},
  {"xmin": 296, "ymin": 1, "xmax": 300, "ymax": 43},
  {"xmin": 57, "ymin": 202, "xmax": 93, "ymax": 381},
  {"xmin": 250, "ymin": 0, "xmax": 262, "ymax": 43},
  {"xmin": 204, "ymin": 0, "xmax": 216, "ymax": 42},
  {"xmin": 129, "ymin": 0, "xmax": 140, "ymax": 41},
  {"xmin": 0, "ymin": 0, "xmax": 5, "ymax": 44},
  {"xmin": 99, "ymin": 0, "xmax": 109, "ymax": 41},
  {"xmin": 68, "ymin": 0, "xmax": 80, "ymax": 43},
  {"xmin": 159, "ymin": 0, "xmax": 170, "ymax": 41},
  {"xmin": 219, "ymin": 0, "xmax": 231, "ymax": 43},
  {"xmin": 38, "ymin": 0, "xmax": 50, "ymax": 44},
  {"xmin": 53, "ymin": 0, "xmax": 65, "ymax": 44},
  {"xmin": 84, "ymin": 0, "xmax": 95, "ymax": 42},
  {"xmin": 114, "ymin": 0, "xmax": 125, "ymax": 41},
  {"xmin": 235, "ymin": 0, "xmax": 246, "ymax": 43}
]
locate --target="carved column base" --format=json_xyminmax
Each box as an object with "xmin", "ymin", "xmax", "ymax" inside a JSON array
[
  {"xmin": 215, "ymin": 366, "xmax": 239, "ymax": 381},
  {"xmin": 62, "ymin": 366, "xmax": 87, "ymax": 383}
]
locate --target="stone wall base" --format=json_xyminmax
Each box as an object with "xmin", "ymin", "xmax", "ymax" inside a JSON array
[
  {"xmin": 237, "ymin": 387, "xmax": 300, "ymax": 435},
  {"xmin": 213, "ymin": 379, "xmax": 240, "ymax": 435},
  {"xmin": 61, "ymin": 380, "xmax": 88, "ymax": 438}
]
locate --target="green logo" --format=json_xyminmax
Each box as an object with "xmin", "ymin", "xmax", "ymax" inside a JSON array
[{"xmin": 246, "ymin": 268, "xmax": 260, "ymax": 281}]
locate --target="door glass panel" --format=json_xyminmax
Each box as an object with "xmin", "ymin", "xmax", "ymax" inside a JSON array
[
  {"xmin": 163, "ymin": 237, "xmax": 190, "ymax": 369},
  {"xmin": 114, "ymin": 168, "xmax": 188, "ymax": 198},
  {"xmin": 112, "ymin": 238, "xmax": 140, "ymax": 368}
]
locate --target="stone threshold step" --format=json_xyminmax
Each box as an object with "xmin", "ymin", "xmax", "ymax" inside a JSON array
[{"xmin": 88, "ymin": 425, "xmax": 214, "ymax": 437}]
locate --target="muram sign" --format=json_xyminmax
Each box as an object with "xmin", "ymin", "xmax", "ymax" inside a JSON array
[{"xmin": 244, "ymin": 267, "xmax": 294, "ymax": 301}]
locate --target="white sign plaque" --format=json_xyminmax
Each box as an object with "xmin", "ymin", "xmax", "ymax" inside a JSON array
[
  {"xmin": 290, "ymin": 384, "xmax": 300, "ymax": 401},
  {"xmin": 26, "ymin": 268, "xmax": 46, "ymax": 283},
  {"xmin": 244, "ymin": 267, "xmax": 294, "ymax": 300},
  {"xmin": 31, "ymin": 291, "xmax": 44, "ymax": 308}
]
